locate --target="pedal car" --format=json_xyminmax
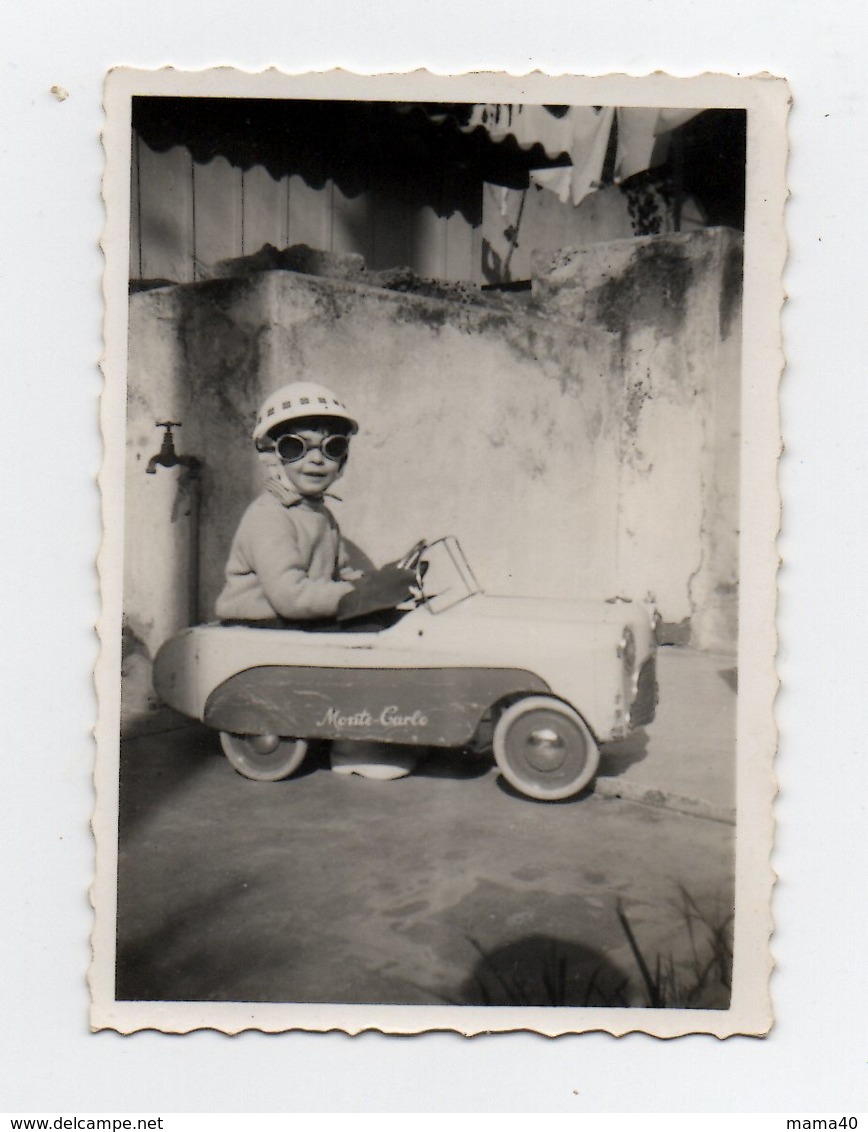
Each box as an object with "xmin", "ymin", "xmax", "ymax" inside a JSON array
[{"xmin": 153, "ymin": 537, "xmax": 658, "ymax": 801}]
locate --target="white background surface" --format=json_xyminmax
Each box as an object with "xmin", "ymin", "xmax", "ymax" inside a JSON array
[{"xmin": 3, "ymin": 0, "xmax": 866, "ymax": 1114}]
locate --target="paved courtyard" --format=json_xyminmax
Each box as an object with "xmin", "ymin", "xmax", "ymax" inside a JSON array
[{"xmin": 115, "ymin": 645, "xmax": 736, "ymax": 1008}]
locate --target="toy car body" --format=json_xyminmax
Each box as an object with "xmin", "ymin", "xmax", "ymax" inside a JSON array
[{"xmin": 153, "ymin": 537, "xmax": 658, "ymax": 801}]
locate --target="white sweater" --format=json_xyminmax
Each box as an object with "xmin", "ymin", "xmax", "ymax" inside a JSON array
[{"xmin": 215, "ymin": 491, "xmax": 355, "ymax": 621}]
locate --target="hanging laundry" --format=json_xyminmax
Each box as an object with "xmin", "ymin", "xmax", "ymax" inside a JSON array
[
  {"xmin": 529, "ymin": 166, "xmax": 573, "ymax": 204},
  {"xmin": 615, "ymin": 108, "xmax": 703, "ymax": 181},
  {"xmin": 657, "ymin": 107, "xmax": 704, "ymax": 132},
  {"xmin": 466, "ymin": 104, "xmax": 616, "ymax": 207},
  {"xmin": 566, "ymin": 106, "xmax": 616, "ymax": 206},
  {"xmin": 461, "ymin": 104, "xmax": 703, "ymax": 206}
]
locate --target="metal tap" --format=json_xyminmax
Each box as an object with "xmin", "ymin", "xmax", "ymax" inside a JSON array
[{"xmin": 146, "ymin": 421, "xmax": 202, "ymax": 475}]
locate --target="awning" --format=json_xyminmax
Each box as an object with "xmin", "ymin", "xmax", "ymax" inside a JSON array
[{"xmin": 131, "ymin": 99, "xmax": 744, "ymax": 228}]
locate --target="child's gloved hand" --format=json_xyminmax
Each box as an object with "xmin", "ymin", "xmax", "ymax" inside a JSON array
[{"xmin": 336, "ymin": 564, "xmax": 418, "ymax": 622}]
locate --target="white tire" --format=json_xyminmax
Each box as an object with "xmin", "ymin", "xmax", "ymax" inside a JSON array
[
  {"xmin": 492, "ymin": 697, "xmax": 599, "ymax": 801},
  {"xmin": 219, "ymin": 732, "xmax": 308, "ymax": 782}
]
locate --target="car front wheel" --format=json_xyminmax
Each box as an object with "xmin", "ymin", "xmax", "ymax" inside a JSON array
[
  {"xmin": 492, "ymin": 697, "xmax": 599, "ymax": 801},
  {"xmin": 219, "ymin": 732, "xmax": 308, "ymax": 782}
]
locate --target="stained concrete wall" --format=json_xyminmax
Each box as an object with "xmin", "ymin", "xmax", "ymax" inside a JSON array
[
  {"xmin": 123, "ymin": 227, "xmax": 741, "ymax": 716},
  {"xmin": 531, "ymin": 228, "xmax": 742, "ymax": 649}
]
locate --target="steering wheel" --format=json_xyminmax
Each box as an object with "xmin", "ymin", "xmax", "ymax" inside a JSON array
[
  {"xmin": 335, "ymin": 540, "xmax": 428, "ymax": 623},
  {"xmin": 395, "ymin": 539, "xmax": 429, "ymax": 598},
  {"xmin": 395, "ymin": 539, "xmax": 427, "ymax": 571}
]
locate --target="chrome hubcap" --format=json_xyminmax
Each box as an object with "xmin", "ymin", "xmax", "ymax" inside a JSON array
[
  {"xmin": 249, "ymin": 733, "xmax": 280, "ymax": 756},
  {"xmin": 524, "ymin": 726, "xmax": 567, "ymax": 771}
]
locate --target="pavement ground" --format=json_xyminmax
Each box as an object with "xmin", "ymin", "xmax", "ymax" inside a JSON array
[
  {"xmin": 596, "ymin": 645, "xmax": 736, "ymax": 823},
  {"xmin": 115, "ymin": 645, "xmax": 737, "ymax": 1008}
]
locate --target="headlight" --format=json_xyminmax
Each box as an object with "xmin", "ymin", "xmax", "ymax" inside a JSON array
[{"xmin": 618, "ymin": 627, "xmax": 636, "ymax": 671}]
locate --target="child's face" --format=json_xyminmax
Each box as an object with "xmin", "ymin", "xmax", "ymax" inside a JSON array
[{"xmin": 277, "ymin": 425, "xmax": 347, "ymax": 498}]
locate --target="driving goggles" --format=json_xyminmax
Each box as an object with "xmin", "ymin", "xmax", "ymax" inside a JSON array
[{"xmin": 274, "ymin": 432, "xmax": 350, "ymax": 463}]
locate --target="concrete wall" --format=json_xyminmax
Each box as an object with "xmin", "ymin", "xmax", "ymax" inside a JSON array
[
  {"xmin": 122, "ymin": 227, "xmax": 741, "ymax": 716},
  {"xmin": 531, "ymin": 228, "xmax": 742, "ymax": 649}
]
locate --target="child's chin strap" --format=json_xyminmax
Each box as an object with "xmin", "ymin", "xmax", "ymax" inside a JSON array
[{"xmin": 258, "ymin": 448, "xmax": 341, "ymax": 507}]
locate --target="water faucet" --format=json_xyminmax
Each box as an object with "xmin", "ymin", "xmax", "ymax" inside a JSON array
[{"xmin": 146, "ymin": 421, "xmax": 202, "ymax": 475}]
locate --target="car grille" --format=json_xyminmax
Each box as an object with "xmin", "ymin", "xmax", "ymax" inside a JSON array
[{"xmin": 629, "ymin": 655, "xmax": 658, "ymax": 727}]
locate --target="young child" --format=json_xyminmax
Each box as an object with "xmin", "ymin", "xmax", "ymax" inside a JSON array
[
  {"xmin": 215, "ymin": 381, "xmax": 362, "ymax": 625},
  {"xmin": 216, "ymin": 380, "xmax": 417, "ymax": 778}
]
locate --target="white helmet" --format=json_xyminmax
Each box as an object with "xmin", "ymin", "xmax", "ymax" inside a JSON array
[{"xmin": 252, "ymin": 382, "xmax": 358, "ymax": 445}]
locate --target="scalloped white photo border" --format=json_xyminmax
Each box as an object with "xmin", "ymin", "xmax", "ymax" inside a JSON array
[{"xmin": 93, "ymin": 67, "xmax": 789, "ymax": 1037}]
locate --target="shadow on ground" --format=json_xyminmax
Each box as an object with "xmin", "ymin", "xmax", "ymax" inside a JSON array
[
  {"xmin": 457, "ymin": 933, "xmax": 632, "ymax": 1007},
  {"xmin": 597, "ymin": 728, "xmax": 650, "ymax": 778}
]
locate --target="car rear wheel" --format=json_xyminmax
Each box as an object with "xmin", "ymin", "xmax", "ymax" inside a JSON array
[
  {"xmin": 219, "ymin": 732, "xmax": 308, "ymax": 782},
  {"xmin": 492, "ymin": 697, "xmax": 599, "ymax": 801}
]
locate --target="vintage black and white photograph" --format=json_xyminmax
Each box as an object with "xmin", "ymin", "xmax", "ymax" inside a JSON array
[{"xmin": 93, "ymin": 69, "xmax": 785, "ymax": 1035}]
